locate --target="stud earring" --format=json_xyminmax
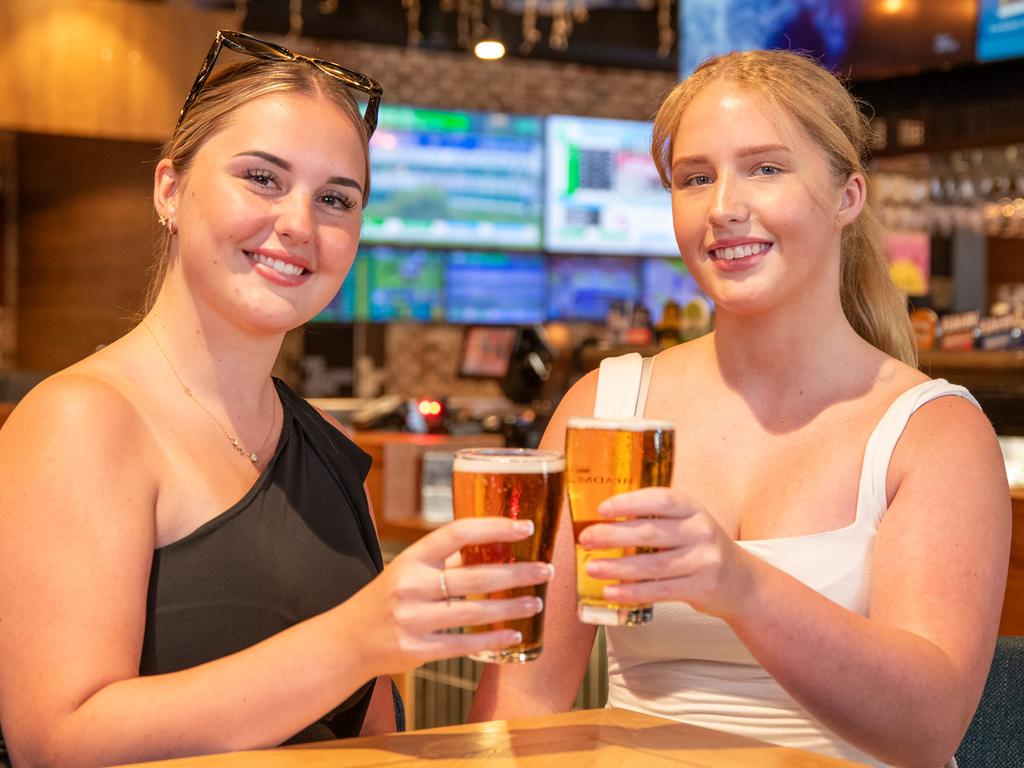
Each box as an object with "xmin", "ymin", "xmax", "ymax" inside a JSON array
[{"xmin": 158, "ymin": 214, "xmax": 178, "ymax": 235}]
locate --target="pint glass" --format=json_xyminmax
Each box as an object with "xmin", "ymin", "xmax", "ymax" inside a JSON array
[
  {"xmin": 565, "ymin": 418, "xmax": 675, "ymax": 626},
  {"xmin": 451, "ymin": 448, "xmax": 565, "ymax": 662}
]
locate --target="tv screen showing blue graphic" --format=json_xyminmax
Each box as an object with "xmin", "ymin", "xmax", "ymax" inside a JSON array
[
  {"xmin": 314, "ymin": 269, "xmax": 359, "ymax": 322},
  {"xmin": 545, "ymin": 115, "xmax": 676, "ymax": 257},
  {"xmin": 642, "ymin": 259, "xmax": 708, "ymax": 324},
  {"xmin": 446, "ymin": 251, "xmax": 548, "ymax": 325},
  {"xmin": 365, "ymin": 247, "xmax": 444, "ymax": 321},
  {"xmin": 548, "ymin": 256, "xmax": 642, "ymax": 321},
  {"xmin": 363, "ymin": 105, "xmax": 544, "ymax": 250},
  {"xmin": 978, "ymin": 0, "xmax": 1024, "ymax": 61},
  {"xmin": 680, "ymin": 1, "xmax": 976, "ymax": 79},
  {"xmin": 313, "ymin": 247, "xmax": 444, "ymax": 323}
]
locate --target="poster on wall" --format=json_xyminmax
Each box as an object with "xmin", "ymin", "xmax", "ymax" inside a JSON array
[
  {"xmin": 680, "ymin": 0, "xmax": 976, "ymax": 79},
  {"xmin": 887, "ymin": 231, "xmax": 931, "ymax": 297},
  {"xmin": 977, "ymin": 0, "xmax": 1024, "ymax": 61}
]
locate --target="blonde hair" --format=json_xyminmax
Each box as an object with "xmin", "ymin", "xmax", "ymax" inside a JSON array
[
  {"xmin": 652, "ymin": 50, "xmax": 916, "ymax": 367},
  {"xmin": 144, "ymin": 58, "xmax": 372, "ymax": 312}
]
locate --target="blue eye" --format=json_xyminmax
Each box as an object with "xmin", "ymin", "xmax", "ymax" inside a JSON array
[
  {"xmin": 756, "ymin": 164, "xmax": 781, "ymax": 176},
  {"xmin": 682, "ymin": 174, "xmax": 713, "ymax": 187}
]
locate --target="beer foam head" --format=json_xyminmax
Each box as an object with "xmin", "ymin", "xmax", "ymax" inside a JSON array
[
  {"xmin": 453, "ymin": 448, "xmax": 565, "ymax": 474},
  {"xmin": 566, "ymin": 417, "xmax": 675, "ymax": 432}
]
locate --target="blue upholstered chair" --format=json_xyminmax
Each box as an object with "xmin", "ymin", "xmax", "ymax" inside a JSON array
[{"xmin": 955, "ymin": 635, "xmax": 1024, "ymax": 768}]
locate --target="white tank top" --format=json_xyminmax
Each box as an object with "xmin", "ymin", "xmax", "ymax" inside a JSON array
[{"xmin": 595, "ymin": 356, "xmax": 978, "ymax": 767}]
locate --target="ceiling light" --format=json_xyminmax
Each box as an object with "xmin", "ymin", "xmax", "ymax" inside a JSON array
[{"xmin": 474, "ymin": 39, "xmax": 506, "ymax": 60}]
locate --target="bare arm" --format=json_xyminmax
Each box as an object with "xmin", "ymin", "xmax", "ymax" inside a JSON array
[
  {"xmin": 0, "ymin": 378, "xmax": 550, "ymax": 768},
  {"xmin": 585, "ymin": 395, "xmax": 1009, "ymax": 767},
  {"xmin": 470, "ymin": 373, "xmax": 600, "ymax": 722}
]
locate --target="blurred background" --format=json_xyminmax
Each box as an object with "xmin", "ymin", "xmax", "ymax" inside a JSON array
[{"xmin": 2, "ymin": 0, "xmax": 1023, "ymax": 728}]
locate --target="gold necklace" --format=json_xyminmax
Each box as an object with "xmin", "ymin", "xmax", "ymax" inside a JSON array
[{"xmin": 143, "ymin": 322, "xmax": 275, "ymax": 466}]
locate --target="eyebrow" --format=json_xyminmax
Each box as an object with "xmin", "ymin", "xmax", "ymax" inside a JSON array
[
  {"xmin": 234, "ymin": 150, "xmax": 364, "ymax": 193},
  {"xmin": 672, "ymin": 144, "xmax": 791, "ymax": 167}
]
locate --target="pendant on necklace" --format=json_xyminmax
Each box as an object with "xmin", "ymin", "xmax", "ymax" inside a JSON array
[{"xmin": 229, "ymin": 436, "xmax": 258, "ymax": 465}]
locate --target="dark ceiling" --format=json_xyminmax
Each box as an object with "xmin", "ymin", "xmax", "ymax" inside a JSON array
[{"xmin": 238, "ymin": 0, "xmax": 678, "ymax": 71}]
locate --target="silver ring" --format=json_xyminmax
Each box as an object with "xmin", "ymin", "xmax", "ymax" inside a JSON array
[{"xmin": 438, "ymin": 569, "xmax": 451, "ymax": 603}]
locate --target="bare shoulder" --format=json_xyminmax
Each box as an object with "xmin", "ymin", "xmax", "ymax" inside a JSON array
[
  {"xmin": 887, "ymin": 376, "xmax": 1007, "ymax": 508},
  {"xmin": 539, "ymin": 368, "xmax": 599, "ymax": 452},
  {"xmin": 0, "ymin": 367, "xmax": 157, "ymax": 518},
  {"xmin": 1, "ymin": 368, "xmax": 147, "ymax": 448}
]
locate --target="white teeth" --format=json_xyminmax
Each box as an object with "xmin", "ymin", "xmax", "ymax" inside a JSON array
[
  {"xmin": 249, "ymin": 252, "xmax": 305, "ymax": 276},
  {"xmin": 712, "ymin": 242, "xmax": 771, "ymax": 260}
]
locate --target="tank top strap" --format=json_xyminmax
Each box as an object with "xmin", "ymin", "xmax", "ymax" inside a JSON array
[
  {"xmin": 273, "ymin": 378, "xmax": 383, "ymax": 572},
  {"xmin": 856, "ymin": 378, "xmax": 981, "ymax": 529},
  {"xmin": 594, "ymin": 353, "xmax": 654, "ymax": 419}
]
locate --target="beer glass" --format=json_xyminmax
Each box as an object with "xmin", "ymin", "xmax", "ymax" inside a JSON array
[
  {"xmin": 451, "ymin": 448, "xmax": 565, "ymax": 663},
  {"xmin": 565, "ymin": 417, "xmax": 675, "ymax": 626}
]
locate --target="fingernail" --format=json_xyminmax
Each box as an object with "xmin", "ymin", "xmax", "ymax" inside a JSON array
[
  {"xmin": 512, "ymin": 520, "xmax": 535, "ymax": 535},
  {"xmin": 522, "ymin": 596, "xmax": 542, "ymax": 614},
  {"xmin": 544, "ymin": 563, "xmax": 556, "ymax": 579},
  {"xmin": 510, "ymin": 631, "xmax": 523, "ymax": 645},
  {"xmin": 533, "ymin": 596, "xmax": 544, "ymax": 613}
]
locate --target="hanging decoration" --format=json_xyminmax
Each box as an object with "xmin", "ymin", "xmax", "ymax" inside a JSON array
[{"xmin": 399, "ymin": 0, "xmax": 675, "ymax": 57}]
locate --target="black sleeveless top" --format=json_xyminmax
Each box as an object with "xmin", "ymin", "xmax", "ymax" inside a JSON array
[{"xmin": 139, "ymin": 379, "xmax": 384, "ymax": 742}]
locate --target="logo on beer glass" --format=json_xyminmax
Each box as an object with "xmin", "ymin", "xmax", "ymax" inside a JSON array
[
  {"xmin": 451, "ymin": 448, "xmax": 564, "ymax": 663},
  {"xmin": 565, "ymin": 417, "xmax": 675, "ymax": 626}
]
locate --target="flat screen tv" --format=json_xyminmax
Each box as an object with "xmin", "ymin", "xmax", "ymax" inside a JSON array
[
  {"xmin": 313, "ymin": 265, "xmax": 361, "ymax": 322},
  {"xmin": 312, "ymin": 246, "xmax": 444, "ymax": 322},
  {"xmin": 548, "ymin": 256, "xmax": 642, "ymax": 321},
  {"xmin": 641, "ymin": 258, "xmax": 708, "ymax": 324},
  {"xmin": 544, "ymin": 115, "xmax": 677, "ymax": 257},
  {"xmin": 362, "ymin": 105, "xmax": 544, "ymax": 250},
  {"xmin": 446, "ymin": 251, "xmax": 548, "ymax": 325},
  {"xmin": 364, "ymin": 247, "xmax": 444, "ymax": 322},
  {"xmin": 978, "ymin": 0, "xmax": 1024, "ymax": 61},
  {"xmin": 680, "ymin": 0, "xmax": 977, "ymax": 80}
]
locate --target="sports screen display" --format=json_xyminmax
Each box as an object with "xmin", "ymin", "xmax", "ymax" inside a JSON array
[
  {"xmin": 446, "ymin": 251, "xmax": 548, "ymax": 325},
  {"xmin": 680, "ymin": 0, "xmax": 976, "ymax": 79},
  {"xmin": 545, "ymin": 115, "xmax": 677, "ymax": 257},
  {"xmin": 363, "ymin": 105, "xmax": 544, "ymax": 250},
  {"xmin": 548, "ymin": 256, "xmax": 642, "ymax": 321},
  {"xmin": 313, "ymin": 246, "xmax": 444, "ymax": 322},
  {"xmin": 978, "ymin": 0, "xmax": 1024, "ymax": 61},
  {"xmin": 641, "ymin": 258, "xmax": 707, "ymax": 324}
]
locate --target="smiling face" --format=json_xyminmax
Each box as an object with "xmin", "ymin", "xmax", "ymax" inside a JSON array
[
  {"xmin": 155, "ymin": 90, "xmax": 366, "ymax": 333},
  {"xmin": 669, "ymin": 79, "xmax": 862, "ymax": 317}
]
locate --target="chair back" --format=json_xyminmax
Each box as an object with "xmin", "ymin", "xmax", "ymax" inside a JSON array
[{"xmin": 955, "ymin": 635, "xmax": 1024, "ymax": 767}]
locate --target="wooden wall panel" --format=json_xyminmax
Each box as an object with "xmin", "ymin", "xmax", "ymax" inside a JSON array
[
  {"xmin": 987, "ymin": 237, "xmax": 1024, "ymax": 307},
  {"xmin": 0, "ymin": 0, "xmax": 232, "ymax": 141},
  {"xmin": 16, "ymin": 133, "xmax": 157, "ymax": 371}
]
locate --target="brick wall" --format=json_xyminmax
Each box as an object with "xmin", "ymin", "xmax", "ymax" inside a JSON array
[{"xmin": 310, "ymin": 38, "xmax": 678, "ymax": 121}]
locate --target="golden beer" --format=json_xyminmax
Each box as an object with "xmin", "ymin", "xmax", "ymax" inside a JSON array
[
  {"xmin": 565, "ymin": 418, "xmax": 675, "ymax": 626},
  {"xmin": 451, "ymin": 448, "xmax": 565, "ymax": 662}
]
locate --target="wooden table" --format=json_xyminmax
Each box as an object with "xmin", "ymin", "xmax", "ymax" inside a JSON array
[{"xmin": 117, "ymin": 707, "xmax": 862, "ymax": 767}]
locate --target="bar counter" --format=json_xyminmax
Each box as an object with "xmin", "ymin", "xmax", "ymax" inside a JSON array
[{"xmin": 117, "ymin": 708, "xmax": 861, "ymax": 767}]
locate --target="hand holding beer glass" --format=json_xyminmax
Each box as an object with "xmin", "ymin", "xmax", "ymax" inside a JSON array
[
  {"xmin": 565, "ymin": 418, "xmax": 675, "ymax": 625},
  {"xmin": 451, "ymin": 448, "xmax": 564, "ymax": 662}
]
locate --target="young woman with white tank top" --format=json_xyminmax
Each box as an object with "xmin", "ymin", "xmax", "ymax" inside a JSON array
[{"xmin": 470, "ymin": 50, "xmax": 1010, "ymax": 768}]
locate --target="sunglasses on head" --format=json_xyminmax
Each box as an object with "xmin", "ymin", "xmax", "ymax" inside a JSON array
[{"xmin": 177, "ymin": 30, "xmax": 383, "ymax": 138}]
